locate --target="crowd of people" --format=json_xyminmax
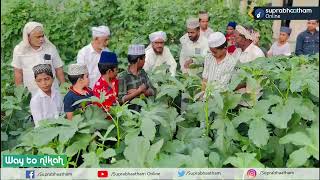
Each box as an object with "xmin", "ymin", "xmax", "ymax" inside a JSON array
[{"xmin": 10, "ymin": 11, "xmax": 319, "ymax": 127}]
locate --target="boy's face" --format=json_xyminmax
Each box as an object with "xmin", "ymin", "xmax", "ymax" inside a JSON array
[
  {"xmin": 78, "ymin": 73, "xmax": 90, "ymax": 87},
  {"xmin": 138, "ymin": 56, "xmax": 146, "ymax": 69},
  {"xmin": 226, "ymin": 26, "xmax": 235, "ymax": 35},
  {"xmin": 279, "ymin": 32, "xmax": 289, "ymax": 42},
  {"xmin": 35, "ymin": 73, "xmax": 53, "ymax": 93},
  {"xmin": 108, "ymin": 68, "xmax": 118, "ymax": 79}
]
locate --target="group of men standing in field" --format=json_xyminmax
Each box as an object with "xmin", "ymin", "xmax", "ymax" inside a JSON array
[{"xmin": 10, "ymin": 11, "xmax": 319, "ymax": 127}]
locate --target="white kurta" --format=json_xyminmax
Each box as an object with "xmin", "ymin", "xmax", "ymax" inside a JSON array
[
  {"xmin": 179, "ymin": 34, "xmax": 209, "ymax": 74},
  {"xmin": 200, "ymin": 27, "xmax": 214, "ymax": 38},
  {"xmin": 267, "ymin": 42, "xmax": 291, "ymax": 56},
  {"xmin": 234, "ymin": 43, "xmax": 265, "ymax": 63},
  {"xmin": 143, "ymin": 45, "xmax": 177, "ymax": 76},
  {"xmin": 11, "ymin": 45, "xmax": 63, "ymax": 96},
  {"xmin": 76, "ymin": 43, "xmax": 102, "ymax": 88},
  {"xmin": 202, "ymin": 52, "xmax": 239, "ymax": 89},
  {"xmin": 30, "ymin": 87, "xmax": 63, "ymax": 127}
]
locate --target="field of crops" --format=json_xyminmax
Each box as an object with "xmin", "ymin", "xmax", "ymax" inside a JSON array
[{"xmin": 1, "ymin": 0, "xmax": 319, "ymax": 168}]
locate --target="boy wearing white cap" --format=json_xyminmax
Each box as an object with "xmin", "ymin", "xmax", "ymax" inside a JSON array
[
  {"xmin": 179, "ymin": 17, "xmax": 209, "ymax": 74},
  {"xmin": 63, "ymin": 64, "xmax": 93, "ymax": 120},
  {"xmin": 76, "ymin": 25, "xmax": 111, "ymax": 88},
  {"xmin": 118, "ymin": 44, "xmax": 155, "ymax": 111},
  {"xmin": 30, "ymin": 64, "xmax": 63, "ymax": 127},
  {"xmin": 144, "ymin": 31, "xmax": 177, "ymax": 76},
  {"xmin": 267, "ymin": 26, "xmax": 292, "ymax": 57},
  {"xmin": 202, "ymin": 32, "xmax": 239, "ymax": 91}
]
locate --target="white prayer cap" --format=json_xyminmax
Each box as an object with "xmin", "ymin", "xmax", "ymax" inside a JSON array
[
  {"xmin": 186, "ymin": 17, "xmax": 200, "ymax": 29},
  {"xmin": 199, "ymin": 12, "xmax": 209, "ymax": 20},
  {"xmin": 68, "ymin": 64, "xmax": 88, "ymax": 76},
  {"xmin": 92, "ymin": 25, "xmax": 110, "ymax": 37},
  {"xmin": 149, "ymin": 31, "xmax": 167, "ymax": 42},
  {"xmin": 235, "ymin": 25, "xmax": 254, "ymax": 41},
  {"xmin": 128, "ymin": 44, "xmax": 145, "ymax": 55},
  {"xmin": 208, "ymin": 32, "xmax": 226, "ymax": 48}
]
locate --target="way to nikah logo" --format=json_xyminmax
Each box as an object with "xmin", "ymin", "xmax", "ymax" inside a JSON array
[{"xmin": 1, "ymin": 155, "xmax": 67, "ymax": 168}]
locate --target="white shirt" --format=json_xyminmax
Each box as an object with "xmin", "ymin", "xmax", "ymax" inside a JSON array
[
  {"xmin": 179, "ymin": 34, "xmax": 209, "ymax": 74},
  {"xmin": 234, "ymin": 43, "xmax": 265, "ymax": 63},
  {"xmin": 202, "ymin": 52, "xmax": 239, "ymax": 89},
  {"xmin": 11, "ymin": 45, "xmax": 63, "ymax": 96},
  {"xmin": 76, "ymin": 43, "xmax": 102, "ymax": 88},
  {"xmin": 143, "ymin": 45, "xmax": 177, "ymax": 76},
  {"xmin": 30, "ymin": 87, "xmax": 63, "ymax": 127},
  {"xmin": 267, "ymin": 42, "xmax": 291, "ymax": 56},
  {"xmin": 200, "ymin": 27, "xmax": 214, "ymax": 38}
]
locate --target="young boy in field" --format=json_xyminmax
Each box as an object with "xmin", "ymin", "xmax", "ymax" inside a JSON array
[
  {"xmin": 118, "ymin": 44, "xmax": 155, "ymax": 111},
  {"xmin": 225, "ymin": 21, "xmax": 237, "ymax": 54},
  {"xmin": 267, "ymin": 26, "xmax": 292, "ymax": 57},
  {"xmin": 93, "ymin": 51, "xmax": 119, "ymax": 111},
  {"xmin": 30, "ymin": 64, "xmax": 63, "ymax": 127},
  {"xmin": 63, "ymin": 64, "xmax": 93, "ymax": 120}
]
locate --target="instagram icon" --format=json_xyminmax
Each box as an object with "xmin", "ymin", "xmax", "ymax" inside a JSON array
[{"xmin": 246, "ymin": 169, "xmax": 257, "ymax": 179}]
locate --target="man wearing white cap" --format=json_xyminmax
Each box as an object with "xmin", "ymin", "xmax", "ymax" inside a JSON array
[
  {"xmin": 143, "ymin": 31, "xmax": 177, "ymax": 76},
  {"xmin": 233, "ymin": 25, "xmax": 264, "ymax": 63},
  {"xmin": 119, "ymin": 44, "xmax": 155, "ymax": 111},
  {"xmin": 202, "ymin": 32, "xmax": 238, "ymax": 91},
  {"xmin": 179, "ymin": 17, "xmax": 209, "ymax": 75},
  {"xmin": 76, "ymin": 25, "xmax": 111, "ymax": 88},
  {"xmin": 199, "ymin": 11, "xmax": 214, "ymax": 38},
  {"xmin": 11, "ymin": 22, "xmax": 65, "ymax": 96}
]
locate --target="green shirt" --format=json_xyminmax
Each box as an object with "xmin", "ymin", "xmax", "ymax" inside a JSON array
[{"xmin": 118, "ymin": 69, "xmax": 155, "ymax": 103}]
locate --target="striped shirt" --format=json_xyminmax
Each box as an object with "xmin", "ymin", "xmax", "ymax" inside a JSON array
[{"xmin": 202, "ymin": 52, "xmax": 239, "ymax": 89}]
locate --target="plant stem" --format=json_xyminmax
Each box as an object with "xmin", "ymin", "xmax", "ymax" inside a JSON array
[
  {"xmin": 75, "ymin": 150, "xmax": 80, "ymax": 168},
  {"xmin": 269, "ymin": 78, "xmax": 285, "ymax": 99}
]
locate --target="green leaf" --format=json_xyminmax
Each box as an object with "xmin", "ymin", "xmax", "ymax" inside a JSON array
[
  {"xmin": 248, "ymin": 119, "xmax": 270, "ymax": 147},
  {"xmin": 263, "ymin": 103, "xmax": 294, "ymax": 129},
  {"xmin": 209, "ymin": 151, "xmax": 222, "ymax": 168},
  {"xmin": 1, "ymin": 132, "xmax": 8, "ymax": 141},
  {"xmin": 279, "ymin": 132, "xmax": 312, "ymax": 146},
  {"xmin": 33, "ymin": 127, "xmax": 60, "ymax": 146},
  {"xmin": 146, "ymin": 139, "xmax": 164, "ymax": 166},
  {"xmin": 286, "ymin": 147, "xmax": 310, "ymax": 167},
  {"xmin": 123, "ymin": 136, "xmax": 150, "ymax": 167},
  {"xmin": 100, "ymin": 148, "xmax": 116, "ymax": 159},
  {"xmin": 156, "ymin": 84, "xmax": 180, "ymax": 99},
  {"xmin": 187, "ymin": 148, "xmax": 208, "ymax": 168},
  {"xmin": 141, "ymin": 118, "xmax": 156, "ymax": 141},
  {"xmin": 163, "ymin": 140, "xmax": 186, "ymax": 153},
  {"xmin": 223, "ymin": 153, "xmax": 265, "ymax": 168},
  {"xmin": 38, "ymin": 147, "xmax": 56, "ymax": 155},
  {"xmin": 80, "ymin": 151, "xmax": 100, "ymax": 168}
]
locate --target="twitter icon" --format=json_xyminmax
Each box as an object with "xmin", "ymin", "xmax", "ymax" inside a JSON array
[{"xmin": 178, "ymin": 169, "xmax": 185, "ymax": 177}]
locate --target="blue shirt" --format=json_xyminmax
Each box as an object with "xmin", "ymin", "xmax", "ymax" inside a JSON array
[
  {"xmin": 295, "ymin": 30, "xmax": 319, "ymax": 56},
  {"xmin": 63, "ymin": 87, "xmax": 93, "ymax": 112}
]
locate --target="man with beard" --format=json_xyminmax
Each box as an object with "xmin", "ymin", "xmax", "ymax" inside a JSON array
[
  {"xmin": 76, "ymin": 25, "xmax": 111, "ymax": 88},
  {"xmin": 179, "ymin": 17, "xmax": 209, "ymax": 75},
  {"xmin": 143, "ymin": 31, "xmax": 177, "ymax": 76}
]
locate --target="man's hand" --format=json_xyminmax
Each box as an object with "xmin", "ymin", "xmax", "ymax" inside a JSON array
[
  {"xmin": 127, "ymin": 89, "xmax": 137, "ymax": 95},
  {"xmin": 184, "ymin": 59, "xmax": 193, "ymax": 69},
  {"xmin": 138, "ymin": 84, "xmax": 147, "ymax": 93}
]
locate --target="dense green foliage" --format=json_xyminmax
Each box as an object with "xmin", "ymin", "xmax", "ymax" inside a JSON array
[{"xmin": 2, "ymin": 55, "xmax": 319, "ymax": 168}]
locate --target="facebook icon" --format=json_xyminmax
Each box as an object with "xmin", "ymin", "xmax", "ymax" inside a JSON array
[{"xmin": 26, "ymin": 170, "xmax": 35, "ymax": 179}]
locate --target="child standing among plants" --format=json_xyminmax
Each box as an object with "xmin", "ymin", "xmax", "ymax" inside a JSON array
[
  {"xmin": 93, "ymin": 51, "xmax": 119, "ymax": 111},
  {"xmin": 63, "ymin": 64, "xmax": 93, "ymax": 120},
  {"xmin": 267, "ymin": 26, "xmax": 292, "ymax": 57},
  {"xmin": 225, "ymin": 21, "xmax": 237, "ymax": 54},
  {"xmin": 30, "ymin": 64, "xmax": 63, "ymax": 127},
  {"xmin": 118, "ymin": 44, "xmax": 155, "ymax": 111}
]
